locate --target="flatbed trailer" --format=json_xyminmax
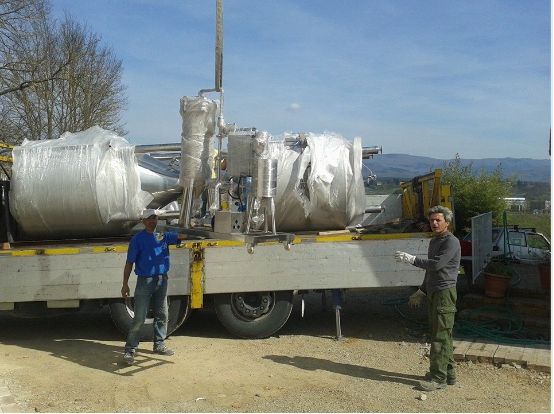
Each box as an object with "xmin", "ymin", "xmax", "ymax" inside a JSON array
[
  {"xmin": 0, "ymin": 0, "xmax": 452, "ymax": 341},
  {"xmin": 0, "ymin": 231, "xmax": 430, "ymax": 339}
]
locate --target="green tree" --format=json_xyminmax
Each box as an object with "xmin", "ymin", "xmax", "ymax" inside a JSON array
[{"xmin": 442, "ymin": 155, "xmax": 515, "ymax": 235}]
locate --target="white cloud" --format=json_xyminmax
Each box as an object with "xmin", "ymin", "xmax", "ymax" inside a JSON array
[{"xmin": 287, "ymin": 103, "xmax": 301, "ymax": 111}]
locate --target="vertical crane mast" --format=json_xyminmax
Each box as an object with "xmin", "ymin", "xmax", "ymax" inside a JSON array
[{"xmin": 215, "ymin": 0, "xmax": 223, "ymax": 93}]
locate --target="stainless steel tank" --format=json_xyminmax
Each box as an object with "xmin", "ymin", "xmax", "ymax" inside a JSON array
[
  {"xmin": 136, "ymin": 153, "xmax": 182, "ymax": 209},
  {"xmin": 178, "ymin": 95, "xmax": 218, "ymax": 227},
  {"xmin": 9, "ymin": 127, "xmax": 184, "ymax": 240},
  {"xmin": 253, "ymin": 158, "xmax": 277, "ymax": 198},
  {"xmin": 273, "ymin": 132, "xmax": 366, "ymax": 232}
]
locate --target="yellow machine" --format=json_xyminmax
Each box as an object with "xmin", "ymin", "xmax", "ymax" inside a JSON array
[
  {"xmin": 0, "ymin": 143, "xmax": 13, "ymax": 163},
  {"xmin": 400, "ymin": 169, "xmax": 454, "ymax": 229}
]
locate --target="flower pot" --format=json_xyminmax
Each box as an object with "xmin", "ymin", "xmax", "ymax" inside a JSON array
[
  {"xmin": 538, "ymin": 265, "xmax": 551, "ymax": 292},
  {"xmin": 483, "ymin": 272, "xmax": 511, "ymax": 298}
]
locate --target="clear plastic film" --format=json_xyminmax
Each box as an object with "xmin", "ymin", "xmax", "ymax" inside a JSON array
[
  {"xmin": 273, "ymin": 132, "xmax": 365, "ymax": 232},
  {"xmin": 9, "ymin": 126, "xmax": 152, "ymax": 239},
  {"xmin": 179, "ymin": 95, "xmax": 218, "ymax": 199}
]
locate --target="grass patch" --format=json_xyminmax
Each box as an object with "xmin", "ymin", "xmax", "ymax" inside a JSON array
[{"xmin": 506, "ymin": 212, "xmax": 551, "ymax": 241}]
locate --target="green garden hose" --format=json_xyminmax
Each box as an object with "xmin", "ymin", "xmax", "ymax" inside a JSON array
[
  {"xmin": 383, "ymin": 211, "xmax": 549, "ymax": 345},
  {"xmin": 382, "ymin": 294, "xmax": 550, "ymax": 346}
]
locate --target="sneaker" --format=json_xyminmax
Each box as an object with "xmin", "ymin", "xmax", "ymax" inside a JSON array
[
  {"xmin": 418, "ymin": 380, "xmax": 447, "ymax": 392},
  {"xmin": 123, "ymin": 351, "xmax": 135, "ymax": 365},
  {"xmin": 153, "ymin": 345, "xmax": 174, "ymax": 356},
  {"xmin": 424, "ymin": 371, "xmax": 456, "ymax": 385}
]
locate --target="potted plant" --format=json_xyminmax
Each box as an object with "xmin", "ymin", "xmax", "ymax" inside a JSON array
[
  {"xmin": 536, "ymin": 249, "xmax": 551, "ymax": 292},
  {"xmin": 482, "ymin": 257, "xmax": 518, "ymax": 298}
]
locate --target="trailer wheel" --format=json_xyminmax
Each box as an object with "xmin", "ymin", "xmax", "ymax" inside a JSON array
[
  {"xmin": 109, "ymin": 295, "xmax": 191, "ymax": 341},
  {"xmin": 214, "ymin": 291, "xmax": 294, "ymax": 339}
]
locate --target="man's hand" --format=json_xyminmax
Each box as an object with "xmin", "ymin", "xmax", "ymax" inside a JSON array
[
  {"xmin": 408, "ymin": 289, "xmax": 426, "ymax": 307},
  {"xmin": 395, "ymin": 251, "xmax": 416, "ymax": 264},
  {"xmin": 122, "ymin": 261, "xmax": 133, "ymax": 298},
  {"xmin": 121, "ymin": 282, "xmax": 130, "ymax": 298}
]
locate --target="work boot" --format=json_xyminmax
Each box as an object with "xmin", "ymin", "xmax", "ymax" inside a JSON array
[
  {"xmin": 153, "ymin": 345, "xmax": 174, "ymax": 356},
  {"xmin": 418, "ymin": 380, "xmax": 447, "ymax": 392},
  {"xmin": 424, "ymin": 371, "xmax": 456, "ymax": 385},
  {"xmin": 123, "ymin": 351, "xmax": 135, "ymax": 365}
]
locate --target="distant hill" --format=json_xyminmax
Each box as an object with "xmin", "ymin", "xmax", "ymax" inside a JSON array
[{"xmin": 363, "ymin": 154, "xmax": 551, "ymax": 184}]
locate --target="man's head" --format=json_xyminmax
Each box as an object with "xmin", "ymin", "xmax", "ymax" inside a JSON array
[
  {"xmin": 141, "ymin": 209, "xmax": 158, "ymax": 220},
  {"xmin": 141, "ymin": 209, "xmax": 159, "ymax": 232},
  {"xmin": 426, "ymin": 205, "xmax": 453, "ymax": 236}
]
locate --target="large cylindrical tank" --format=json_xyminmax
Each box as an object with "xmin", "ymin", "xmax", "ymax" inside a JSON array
[
  {"xmin": 226, "ymin": 130, "xmax": 366, "ymax": 232},
  {"xmin": 178, "ymin": 95, "xmax": 218, "ymax": 226},
  {"xmin": 9, "ymin": 127, "xmax": 153, "ymax": 240},
  {"xmin": 273, "ymin": 132, "xmax": 366, "ymax": 232},
  {"xmin": 179, "ymin": 95, "xmax": 218, "ymax": 198}
]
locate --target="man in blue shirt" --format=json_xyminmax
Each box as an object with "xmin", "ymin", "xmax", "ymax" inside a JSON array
[{"xmin": 121, "ymin": 209, "xmax": 187, "ymax": 365}]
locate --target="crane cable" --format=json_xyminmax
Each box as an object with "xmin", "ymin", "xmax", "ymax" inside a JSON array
[{"xmin": 214, "ymin": 0, "xmax": 223, "ymax": 93}]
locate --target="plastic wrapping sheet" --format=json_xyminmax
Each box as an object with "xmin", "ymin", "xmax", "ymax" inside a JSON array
[
  {"xmin": 9, "ymin": 126, "xmax": 151, "ymax": 239},
  {"xmin": 272, "ymin": 142, "xmax": 312, "ymax": 230},
  {"xmin": 179, "ymin": 95, "xmax": 218, "ymax": 199},
  {"xmin": 273, "ymin": 132, "xmax": 365, "ymax": 231},
  {"xmin": 136, "ymin": 154, "xmax": 182, "ymax": 208},
  {"xmin": 253, "ymin": 131, "xmax": 271, "ymax": 157},
  {"xmin": 347, "ymin": 136, "xmax": 366, "ymax": 226}
]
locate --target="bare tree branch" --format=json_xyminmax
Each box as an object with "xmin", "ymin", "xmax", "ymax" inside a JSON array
[{"xmin": 0, "ymin": 2, "xmax": 128, "ymax": 143}]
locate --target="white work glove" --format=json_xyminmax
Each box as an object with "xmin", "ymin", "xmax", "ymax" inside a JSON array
[
  {"xmin": 408, "ymin": 289, "xmax": 426, "ymax": 308},
  {"xmin": 395, "ymin": 251, "xmax": 416, "ymax": 264}
]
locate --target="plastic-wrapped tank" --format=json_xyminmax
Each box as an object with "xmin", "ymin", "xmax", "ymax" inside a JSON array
[
  {"xmin": 226, "ymin": 130, "xmax": 366, "ymax": 232},
  {"xmin": 273, "ymin": 132, "xmax": 366, "ymax": 232},
  {"xmin": 179, "ymin": 95, "xmax": 218, "ymax": 198},
  {"xmin": 9, "ymin": 126, "xmax": 152, "ymax": 239},
  {"xmin": 178, "ymin": 95, "xmax": 218, "ymax": 226}
]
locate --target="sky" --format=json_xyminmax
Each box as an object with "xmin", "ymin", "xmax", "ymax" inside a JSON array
[{"xmin": 50, "ymin": 1, "xmax": 551, "ymax": 160}]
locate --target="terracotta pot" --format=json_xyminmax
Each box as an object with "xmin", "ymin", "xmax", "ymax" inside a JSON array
[
  {"xmin": 483, "ymin": 272, "xmax": 511, "ymax": 298},
  {"xmin": 538, "ymin": 265, "xmax": 551, "ymax": 292}
]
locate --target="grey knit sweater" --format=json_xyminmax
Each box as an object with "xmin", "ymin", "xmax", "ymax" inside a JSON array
[{"xmin": 413, "ymin": 231, "xmax": 461, "ymax": 294}]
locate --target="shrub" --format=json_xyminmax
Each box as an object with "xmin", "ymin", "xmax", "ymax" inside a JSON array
[{"xmin": 441, "ymin": 156, "xmax": 515, "ymax": 235}]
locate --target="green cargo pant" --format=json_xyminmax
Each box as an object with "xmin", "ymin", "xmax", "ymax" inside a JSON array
[{"xmin": 427, "ymin": 287, "xmax": 457, "ymax": 383}]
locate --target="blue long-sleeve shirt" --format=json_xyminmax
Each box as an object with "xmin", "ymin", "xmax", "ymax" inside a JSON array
[{"xmin": 127, "ymin": 230, "xmax": 180, "ymax": 277}]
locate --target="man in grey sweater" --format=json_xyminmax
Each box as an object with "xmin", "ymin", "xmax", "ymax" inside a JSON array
[{"xmin": 395, "ymin": 205, "xmax": 461, "ymax": 392}]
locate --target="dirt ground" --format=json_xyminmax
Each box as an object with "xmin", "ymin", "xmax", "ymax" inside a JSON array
[{"xmin": 0, "ymin": 288, "xmax": 551, "ymax": 413}]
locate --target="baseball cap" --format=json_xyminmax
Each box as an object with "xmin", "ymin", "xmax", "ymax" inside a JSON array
[{"xmin": 140, "ymin": 209, "xmax": 159, "ymax": 219}]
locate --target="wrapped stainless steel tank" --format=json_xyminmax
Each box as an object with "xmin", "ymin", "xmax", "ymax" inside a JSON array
[
  {"xmin": 178, "ymin": 95, "xmax": 218, "ymax": 227},
  {"xmin": 253, "ymin": 158, "xmax": 277, "ymax": 198},
  {"xmin": 9, "ymin": 126, "xmax": 154, "ymax": 239},
  {"xmin": 226, "ymin": 131, "xmax": 366, "ymax": 232}
]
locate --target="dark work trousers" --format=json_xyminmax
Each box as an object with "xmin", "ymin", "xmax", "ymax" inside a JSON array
[{"xmin": 427, "ymin": 287, "xmax": 457, "ymax": 382}]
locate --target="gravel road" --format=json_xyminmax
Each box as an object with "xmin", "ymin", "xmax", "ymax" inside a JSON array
[{"xmin": 0, "ymin": 288, "xmax": 550, "ymax": 413}]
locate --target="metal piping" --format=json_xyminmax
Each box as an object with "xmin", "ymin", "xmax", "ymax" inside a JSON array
[{"xmin": 135, "ymin": 143, "xmax": 181, "ymax": 153}]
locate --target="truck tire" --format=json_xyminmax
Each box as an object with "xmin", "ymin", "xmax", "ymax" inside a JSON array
[
  {"xmin": 109, "ymin": 295, "xmax": 191, "ymax": 341},
  {"xmin": 214, "ymin": 291, "xmax": 294, "ymax": 339}
]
